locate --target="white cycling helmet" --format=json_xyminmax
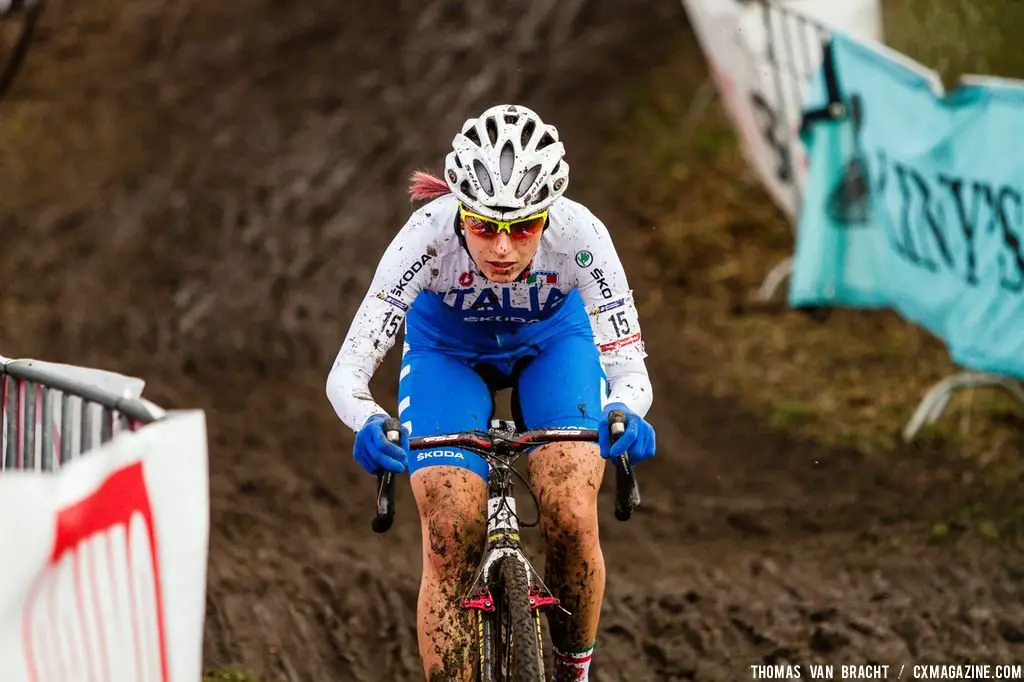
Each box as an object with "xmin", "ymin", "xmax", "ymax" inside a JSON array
[{"xmin": 444, "ymin": 104, "xmax": 569, "ymax": 221}]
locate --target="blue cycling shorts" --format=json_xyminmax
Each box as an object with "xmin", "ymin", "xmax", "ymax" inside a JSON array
[{"xmin": 399, "ymin": 319, "xmax": 608, "ymax": 481}]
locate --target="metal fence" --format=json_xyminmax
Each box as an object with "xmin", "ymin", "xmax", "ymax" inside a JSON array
[{"xmin": 1, "ymin": 359, "xmax": 164, "ymax": 472}]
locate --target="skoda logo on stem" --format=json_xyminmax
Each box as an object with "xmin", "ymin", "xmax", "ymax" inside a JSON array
[{"xmin": 575, "ymin": 250, "xmax": 593, "ymax": 268}]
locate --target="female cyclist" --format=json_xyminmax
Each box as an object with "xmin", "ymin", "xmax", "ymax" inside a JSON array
[{"xmin": 327, "ymin": 103, "xmax": 656, "ymax": 681}]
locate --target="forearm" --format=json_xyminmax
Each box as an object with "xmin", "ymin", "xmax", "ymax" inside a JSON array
[
  {"xmin": 605, "ymin": 366, "xmax": 653, "ymax": 418},
  {"xmin": 326, "ymin": 361, "xmax": 388, "ymax": 432}
]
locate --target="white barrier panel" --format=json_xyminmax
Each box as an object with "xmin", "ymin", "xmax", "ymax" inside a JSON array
[
  {"xmin": 0, "ymin": 410, "xmax": 209, "ymax": 682},
  {"xmin": 681, "ymin": 0, "xmax": 882, "ymax": 221}
]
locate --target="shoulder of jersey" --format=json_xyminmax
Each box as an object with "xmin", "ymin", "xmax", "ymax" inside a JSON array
[
  {"xmin": 406, "ymin": 194, "xmax": 463, "ymax": 258},
  {"xmin": 544, "ymin": 196, "xmax": 608, "ymax": 256}
]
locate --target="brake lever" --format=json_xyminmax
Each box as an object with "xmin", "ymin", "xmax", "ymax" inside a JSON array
[
  {"xmin": 607, "ymin": 409, "xmax": 641, "ymax": 521},
  {"xmin": 372, "ymin": 418, "xmax": 403, "ymax": 534}
]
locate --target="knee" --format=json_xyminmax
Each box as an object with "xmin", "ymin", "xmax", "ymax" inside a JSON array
[
  {"xmin": 420, "ymin": 494, "xmax": 485, "ymax": 582},
  {"xmin": 539, "ymin": 486, "xmax": 599, "ymax": 550}
]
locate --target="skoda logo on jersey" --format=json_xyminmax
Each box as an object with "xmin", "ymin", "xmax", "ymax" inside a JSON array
[
  {"xmin": 590, "ymin": 267, "xmax": 613, "ymax": 299},
  {"xmin": 575, "ymin": 250, "xmax": 593, "ymax": 268},
  {"xmin": 447, "ymin": 285, "xmax": 567, "ymax": 323},
  {"xmin": 391, "ymin": 252, "xmax": 433, "ymax": 297}
]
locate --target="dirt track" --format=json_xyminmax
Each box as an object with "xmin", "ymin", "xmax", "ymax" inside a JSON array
[{"xmin": 2, "ymin": 1, "xmax": 1022, "ymax": 680}]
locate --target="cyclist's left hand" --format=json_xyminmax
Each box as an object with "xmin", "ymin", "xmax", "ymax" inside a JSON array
[
  {"xmin": 353, "ymin": 413, "xmax": 409, "ymax": 475},
  {"xmin": 598, "ymin": 402, "xmax": 656, "ymax": 463}
]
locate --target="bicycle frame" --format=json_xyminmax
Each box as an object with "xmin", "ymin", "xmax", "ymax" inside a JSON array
[{"xmin": 427, "ymin": 420, "xmax": 594, "ymax": 615}]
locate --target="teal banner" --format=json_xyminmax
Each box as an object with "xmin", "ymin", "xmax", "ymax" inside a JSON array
[{"xmin": 791, "ymin": 33, "xmax": 1024, "ymax": 379}]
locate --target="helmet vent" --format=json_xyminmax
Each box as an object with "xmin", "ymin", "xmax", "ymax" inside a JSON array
[
  {"xmin": 464, "ymin": 128, "xmax": 481, "ymax": 146},
  {"xmin": 473, "ymin": 159, "xmax": 494, "ymax": 196},
  {"xmin": 532, "ymin": 185, "xmax": 550, "ymax": 205},
  {"xmin": 521, "ymin": 120, "xmax": 536, "ymax": 148},
  {"xmin": 499, "ymin": 142, "xmax": 515, "ymax": 184},
  {"xmin": 460, "ymin": 180, "xmax": 476, "ymax": 200},
  {"xmin": 537, "ymin": 132, "xmax": 555, "ymax": 150},
  {"xmin": 485, "ymin": 117, "xmax": 499, "ymax": 145},
  {"xmin": 516, "ymin": 165, "xmax": 541, "ymax": 198}
]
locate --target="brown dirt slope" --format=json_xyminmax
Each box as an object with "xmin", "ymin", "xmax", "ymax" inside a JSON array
[{"xmin": 1, "ymin": 2, "xmax": 1021, "ymax": 681}]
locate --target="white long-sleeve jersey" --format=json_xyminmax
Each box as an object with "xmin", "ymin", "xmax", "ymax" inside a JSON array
[{"xmin": 326, "ymin": 194, "xmax": 652, "ymax": 432}]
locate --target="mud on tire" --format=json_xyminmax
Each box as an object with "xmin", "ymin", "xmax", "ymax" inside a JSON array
[{"xmin": 483, "ymin": 557, "xmax": 545, "ymax": 682}]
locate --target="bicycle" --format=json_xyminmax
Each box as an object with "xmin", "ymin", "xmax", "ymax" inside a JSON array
[{"xmin": 370, "ymin": 409, "xmax": 641, "ymax": 681}]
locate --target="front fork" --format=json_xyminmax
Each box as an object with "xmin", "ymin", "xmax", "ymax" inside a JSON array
[{"xmin": 461, "ymin": 484, "xmax": 561, "ymax": 614}]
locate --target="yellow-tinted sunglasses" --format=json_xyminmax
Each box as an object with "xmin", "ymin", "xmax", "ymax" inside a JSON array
[{"xmin": 458, "ymin": 204, "xmax": 548, "ymax": 240}]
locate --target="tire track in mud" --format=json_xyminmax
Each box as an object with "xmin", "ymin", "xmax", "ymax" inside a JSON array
[
  {"xmin": 3, "ymin": 1, "xmax": 1023, "ymax": 681},
  {"xmin": 594, "ymin": 542, "xmax": 1024, "ymax": 680}
]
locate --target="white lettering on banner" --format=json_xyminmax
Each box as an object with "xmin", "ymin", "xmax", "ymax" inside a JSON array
[{"xmin": 21, "ymin": 462, "xmax": 169, "ymax": 682}]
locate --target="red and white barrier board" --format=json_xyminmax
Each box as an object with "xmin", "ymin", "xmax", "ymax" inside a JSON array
[{"xmin": 0, "ymin": 410, "xmax": 209, "ymax": 682}]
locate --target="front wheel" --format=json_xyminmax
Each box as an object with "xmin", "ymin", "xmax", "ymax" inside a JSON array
[{"xmin": 478, "ymin": 557, "xmax": 545, "ymax": 681}]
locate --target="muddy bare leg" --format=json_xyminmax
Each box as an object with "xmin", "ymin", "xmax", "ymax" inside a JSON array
[
  {"xmin": 528, "ymin": 442, "xmax": 606, "ymax": 651},
  {"xmin": 412, "ymin": 467, "xmax": 487, "ymax": 682}
]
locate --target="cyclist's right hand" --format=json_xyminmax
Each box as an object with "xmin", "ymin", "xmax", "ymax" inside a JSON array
[{"xmin": 353, "ymin": 413, "xmax": 409, "ymax": 475}]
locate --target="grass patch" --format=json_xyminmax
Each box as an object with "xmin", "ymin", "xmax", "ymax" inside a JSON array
[
  {"xmin": 883, "ymin": 0, "xmax": 1024, "ymax": 85},
  {"xmin": 202, "ymin": 667, "xmax": 262, "ymax": 682},
  {"xmin": 604, "ymin": 3, "xmax": 1024, "ymax": 476},
  {"xmin": 929, "ymin": 499, "xmax": 1024, "ymax": 549}
]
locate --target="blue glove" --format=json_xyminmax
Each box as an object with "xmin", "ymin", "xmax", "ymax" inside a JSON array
[
  {"xmin": 353, "ymin": 414, "xmax": 409, "ymax": 475},
  {"xmin": 598, "ymin": 402, "xmax": 656, "ymax": 463}
]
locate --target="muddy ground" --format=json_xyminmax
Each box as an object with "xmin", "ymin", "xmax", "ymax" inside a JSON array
[{"xmin": 1, "ymin": 1, "xmax": 1022, "ymax": 681}]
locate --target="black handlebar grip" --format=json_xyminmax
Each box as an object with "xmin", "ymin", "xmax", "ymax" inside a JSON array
[
  {"xmin": 371, "ymin": 417, "xmax": 403, "ymax": 534},
  {"xmin": 607, "ymin": 409, "xmax": 641, "ymax": 521}
]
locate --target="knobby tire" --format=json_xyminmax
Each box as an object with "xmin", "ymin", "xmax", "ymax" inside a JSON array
[{"xmin": 477, "ymin": 557, "xmax": 545, "ymax": 681}]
